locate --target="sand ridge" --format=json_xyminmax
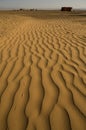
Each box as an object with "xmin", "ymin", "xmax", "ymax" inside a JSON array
[{"xmin": 0, "ymin": 11, "xmax": 86, "ymax": 130}]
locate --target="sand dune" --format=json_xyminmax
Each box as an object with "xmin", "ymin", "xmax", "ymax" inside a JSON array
[{"xmin": 0, "ymin": 11, "xmax": 86, "ymax": 130}]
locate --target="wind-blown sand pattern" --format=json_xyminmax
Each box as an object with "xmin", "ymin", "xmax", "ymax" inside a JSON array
[{"xmin": 0, "ymin": 11, "xmax": 86, "ymax": 130}]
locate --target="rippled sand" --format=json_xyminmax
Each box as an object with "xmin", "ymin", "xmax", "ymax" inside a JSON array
[{"xmin": 0, "ymin": 10, "xmax": 86, "ymax": 130}]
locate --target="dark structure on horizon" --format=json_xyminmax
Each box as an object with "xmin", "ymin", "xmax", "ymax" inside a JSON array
[{"xmin": 61, "ymin": 7, "xmax": 72, "ymax": 11}]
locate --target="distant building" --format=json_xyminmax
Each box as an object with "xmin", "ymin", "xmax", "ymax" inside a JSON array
[
  {"xmin": 20, "ymin": 9, "xmax": 23, "ymax": 11},
  {"xmin": 61, "ymin": 7, "xmax": 72, "ymax": 11}
]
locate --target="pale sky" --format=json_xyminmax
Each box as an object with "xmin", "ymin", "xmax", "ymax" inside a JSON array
[{"xmin": 0, "ymin": 0, "xmax": 86, "ymax": 9}]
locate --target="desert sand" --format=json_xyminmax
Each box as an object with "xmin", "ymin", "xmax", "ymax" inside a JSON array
[{"xmin": 0, "ymin": 10, "xmax": 86, "ymax": 130}]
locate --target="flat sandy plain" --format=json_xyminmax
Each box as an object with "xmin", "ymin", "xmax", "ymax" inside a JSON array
[{"xmin": 0, "ymin": 10, "xmax": 86, "ymax": 130}]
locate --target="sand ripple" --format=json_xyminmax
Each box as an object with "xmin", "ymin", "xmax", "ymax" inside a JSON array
[{"xmin": 0, "ymin": 12, "xmax": 86, "ymax": 130}]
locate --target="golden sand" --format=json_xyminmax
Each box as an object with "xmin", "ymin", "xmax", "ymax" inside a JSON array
[{"xmin": 0, "ymin": 10, "xmax": 86, "ymax": 130}]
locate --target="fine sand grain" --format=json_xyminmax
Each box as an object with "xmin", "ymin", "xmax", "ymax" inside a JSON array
[{"xmin": 0, "ymin": 10, "xmax": 86, "ymax": 130}]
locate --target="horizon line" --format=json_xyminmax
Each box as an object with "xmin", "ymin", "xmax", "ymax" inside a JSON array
[{"xmin": 0, "ymin": 7, "xmax": 86, "ymax": 10}]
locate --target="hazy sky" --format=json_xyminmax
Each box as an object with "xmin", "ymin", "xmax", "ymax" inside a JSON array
[{"xmin": 0, "ymin": 0, "xmax": 86, "ymax": 9}]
